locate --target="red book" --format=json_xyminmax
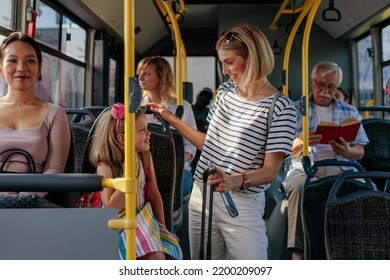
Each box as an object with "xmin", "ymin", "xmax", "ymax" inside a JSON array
[{"xmin": 315, "ymin": 117, "xmax": 361, "ymax": 144}]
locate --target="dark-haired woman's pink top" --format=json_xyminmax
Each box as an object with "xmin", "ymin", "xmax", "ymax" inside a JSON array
[{"xmin": 0, "ymin": 103, "xmax": 71, "ymax": 196}]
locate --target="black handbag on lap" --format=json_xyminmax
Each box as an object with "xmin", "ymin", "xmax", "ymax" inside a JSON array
[
  {"xmin": 0, "ymin": 149, "xmax": 36, "ymax": 173},
  {"xmin": 0, "ymin": 148, "xmax": 61, "ymax": 208}
]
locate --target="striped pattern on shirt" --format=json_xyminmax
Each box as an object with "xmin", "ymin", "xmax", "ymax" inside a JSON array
[{"xmin": 194, "ymin": 81, "xmax": 296, "ymax": 193}]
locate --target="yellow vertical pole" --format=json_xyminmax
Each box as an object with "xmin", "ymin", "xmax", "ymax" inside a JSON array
[
  {"xmin": 124, "ymin": 0, "xmax": 136, "ymax": 260},
  {"xmin": 163, "ymin": 0, "xmax": 183, "ymax": 106},
  {"xmin": 154, "ymin": 0, "xmax": 187, "ymax": 106},
  {"xmin": 181, "ymin": 39, "xmax": 187, "ymax": 84},
  {"xmin": 282, "ymin": 0, "xmax": 315, "ymax": 97},
  {"xmin": 301, "ymin": 0, "xmax": 322, "ymax": 157}
]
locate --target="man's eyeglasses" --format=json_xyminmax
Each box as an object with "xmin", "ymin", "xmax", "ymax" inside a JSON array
[
  {"xmin": 313, "ymin": 78, "xmax": 337, "ymax": 92},
  {"xmin": 220, "ymin": 31, "xmax": 243, "ymax": 44}
]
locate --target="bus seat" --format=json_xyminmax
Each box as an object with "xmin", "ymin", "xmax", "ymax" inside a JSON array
[
  {"xmin": 65, "ymin": 106, "xmax": 105, "ymax": 125},
  {"xmin": 0, "ymin": 208, "xmax": 118, "ymax": 259},
  {"xmin": 358, "ymin": 118, "xmax": 390, "ymax": 190},
  {"xmin": 325, "ymin": 171, "xmax": 390, "ymax": 260},
  {"xmin": 58, "ymin": 123, "xmax": 92, "ymax": 207},
  {"xmin": 70, "ymin": 124, "xmax": 91, "ymax": 173},
  {"xmin": 302, "ymin": 160, "xmax": 371, "ymax": 259},
  {"xmin": 42, "ymin": 125, "xmax": 76, "ymax": 207},
  {"xmin": 172, "ymin": 130, "xmax": 185, "ymax": 231},
  {"xmin": 81, "ymin": 107, "xmax": 110, "ymax": 175},
  {"xmin": 148, "ymin": 123, "xmax": 176, "ymax": 232}
]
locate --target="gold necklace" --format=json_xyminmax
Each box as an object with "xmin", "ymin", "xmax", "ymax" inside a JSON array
[
  {"xmin": 237, "ymin": 80, "xmax": 269, "ymax": 99},
  {"xmin": 252, "ymin": 80, "xmax": 268, "ymax": 96}
]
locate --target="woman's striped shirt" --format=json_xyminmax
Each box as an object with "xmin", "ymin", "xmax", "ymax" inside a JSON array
[{"xmin": 193, "ymin": 81, "xmax": 296, "ymax": 193}]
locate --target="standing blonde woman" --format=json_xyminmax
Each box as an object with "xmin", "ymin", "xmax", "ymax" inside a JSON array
[
  {"xmin": 146, "ymin": 23, "xmax": 296, "ymax": 259},
  {"xmin": 138, "ymin": 56, "xmax": 197, "ymax": 198}
]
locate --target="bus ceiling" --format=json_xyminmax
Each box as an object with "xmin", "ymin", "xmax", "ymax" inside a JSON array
[
  {"xmin": 62, "ymin": 0, "xmax": 389, "ymax": 55},
  {"xmin": 61, "ymin": 0, "xmax": 170, "ymax": 55}
]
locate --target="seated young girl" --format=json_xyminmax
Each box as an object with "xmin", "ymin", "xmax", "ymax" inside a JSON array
[{"xmin": 88, "ymin": 103, "xmax": 182, "ymax": 260}]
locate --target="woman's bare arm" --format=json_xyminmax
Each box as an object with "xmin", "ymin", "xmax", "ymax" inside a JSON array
[{"xmin": 145, "ymin": 102, "xmax": 206, "ymax": 150}]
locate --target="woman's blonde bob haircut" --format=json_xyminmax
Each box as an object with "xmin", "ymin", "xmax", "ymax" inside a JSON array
[{"xmin": 215, "ymin": 23, "xmax": 274, "ymax": 88}]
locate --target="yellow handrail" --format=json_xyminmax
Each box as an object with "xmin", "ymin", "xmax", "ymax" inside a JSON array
[
  {"xmin": 282, "ymin": 0, "xmax": 316, "ymax": 97},
  {"xmin": 269, "ymin": 0, "xmax": 306, "ymax": 30},
  {"xmin": 123, "ymin": 0, "xmax": 137, "ymax": 260},
  {"xmin": 162, "ymin": 0, "xmax": 184, "ymax": 106},
  {"xmin": 155, "ymin": 0, "xmax": 187, "ymax": 105},
  {"xmin": 102, "ymin": 0, "xmax": 137, "ymax": 260},
  {"xmin": 364, "ymin": 99, "xmax": 375, "ymax": 118},
  {"xmin": 269, "ymin": 0, "xmax": 291, "ymax": 31},
  {"xmin": 301, "ymin": 0, "xmax": 322, "ymax": 157}
]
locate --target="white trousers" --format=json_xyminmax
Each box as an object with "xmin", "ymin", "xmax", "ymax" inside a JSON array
[{"xmin": 188, "ymin": 180, "xmax": 268, "ymax": 260}]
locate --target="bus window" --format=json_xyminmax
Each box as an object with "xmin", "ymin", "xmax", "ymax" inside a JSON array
[
  {"xmin": 32, "ymin": 0, "xmax": 87, "ymax": 108},
  {"xmin": 382, "ymin": 25, "xmax": 390, "ymax": 106},
  {"xmin": 164, "ymin": 56, "xmax": 216, "ymax": 104},
  {"xmin": 60, "ymin": 16, "xmax": 86, "ymax": 62},
  {"xmin": 37, "ymin": 52, "xmax": 85, "ymax": 108},
  {"xmin": 35, "ymin": 1, "xmax": 86, "ymax": 62},
  {"xmin": 35, "ymin": 1, "xmax": 60, "ymax": 50},
  {"xmin": 382, "ymin": 25, "xmax": 390, "ymax": 61},
  {"xmin": 0, "ymin": 0, "xmax": 15, "ymax": 30},
  {"xmin": 108, "ymin": 58, "xmax": 117, "ymax": 105},
  {"xmin": 357, "ymin": 34, "xmax": 373, "ymax": 107}
]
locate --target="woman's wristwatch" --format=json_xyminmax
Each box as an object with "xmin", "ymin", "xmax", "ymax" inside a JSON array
[{"xmin": 239, "ymin": 173, "xmax": 251, "ymax": 190}]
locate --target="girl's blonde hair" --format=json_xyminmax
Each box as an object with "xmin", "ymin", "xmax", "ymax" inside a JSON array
[
  {"xmin": 137, "ymin": 56, "xmax": 175, "ymax": 105},
  {"xmin": 89, "ymin": 107, "xmax": 144, "ymax": 167},
  {"xmin": 216, "ymin": 23, "xmax": 274, "ymax": 89}
]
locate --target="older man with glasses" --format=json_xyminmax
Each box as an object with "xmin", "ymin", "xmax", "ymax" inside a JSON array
[{"xmin": 285, "ymin": 61, "xmax": 369, "ymax": 260}]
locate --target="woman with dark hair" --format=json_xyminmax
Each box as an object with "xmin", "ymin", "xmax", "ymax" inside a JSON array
[{"xmin": 0, "ymin": 32, "xmax": 70, "ymax": 197}]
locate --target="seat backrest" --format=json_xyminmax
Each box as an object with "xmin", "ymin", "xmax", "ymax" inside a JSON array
[
  {"xmin": 325, "ymin": 171, "xmax": 390, "ymax": 260},
  {"xmin": 81, "ymin": 107, "xmax": 110, "ymax": 174},
  {"xmin": 45, "ymin": 125, "xmax": 76, "ymax": 207},
  {"xmin": 148, "ymin": 123, "xmax": 176, "ymax": 232},
  {"xmin": 358, "ymin": 119, "xmax": 390, "ymax": 190},
  {"xmin": 65, "ymin": 126, "xmax": 76, "ymax": 174},
  {"xmin": 57, "ymin": 124, "xmax": 91, "ymax": 207},
  {"xmin": 65, "ymin": 106, "xmax": 105, "ymax": 126},
  {"xmin": 172, "ymin": 130, "xmax": 185, "ymax": 231},
  {"xmin": 302, "ymin": 160, "xmax": 371, "ymax": 260},
  {"xmin": 70, "ymin": 124, "xmax": 91, "ymax": 173}
]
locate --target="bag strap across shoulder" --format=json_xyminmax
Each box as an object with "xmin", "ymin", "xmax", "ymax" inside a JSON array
[
  {"xmin": 267, "ymin": 93, "xmax": 282, "ymax": 132},
  {"xmin": 0, "ymin": 148, "xmax": 36, "ymax": 173}
]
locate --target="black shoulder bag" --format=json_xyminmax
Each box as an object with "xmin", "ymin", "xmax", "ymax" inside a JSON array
[
  {"xmin": 0, "ymin": 149, "xmax": 61, "ymax": 208},
  {"xmin": 0, "ymin": 149, "xmax": 36, "ymax": 173}
]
